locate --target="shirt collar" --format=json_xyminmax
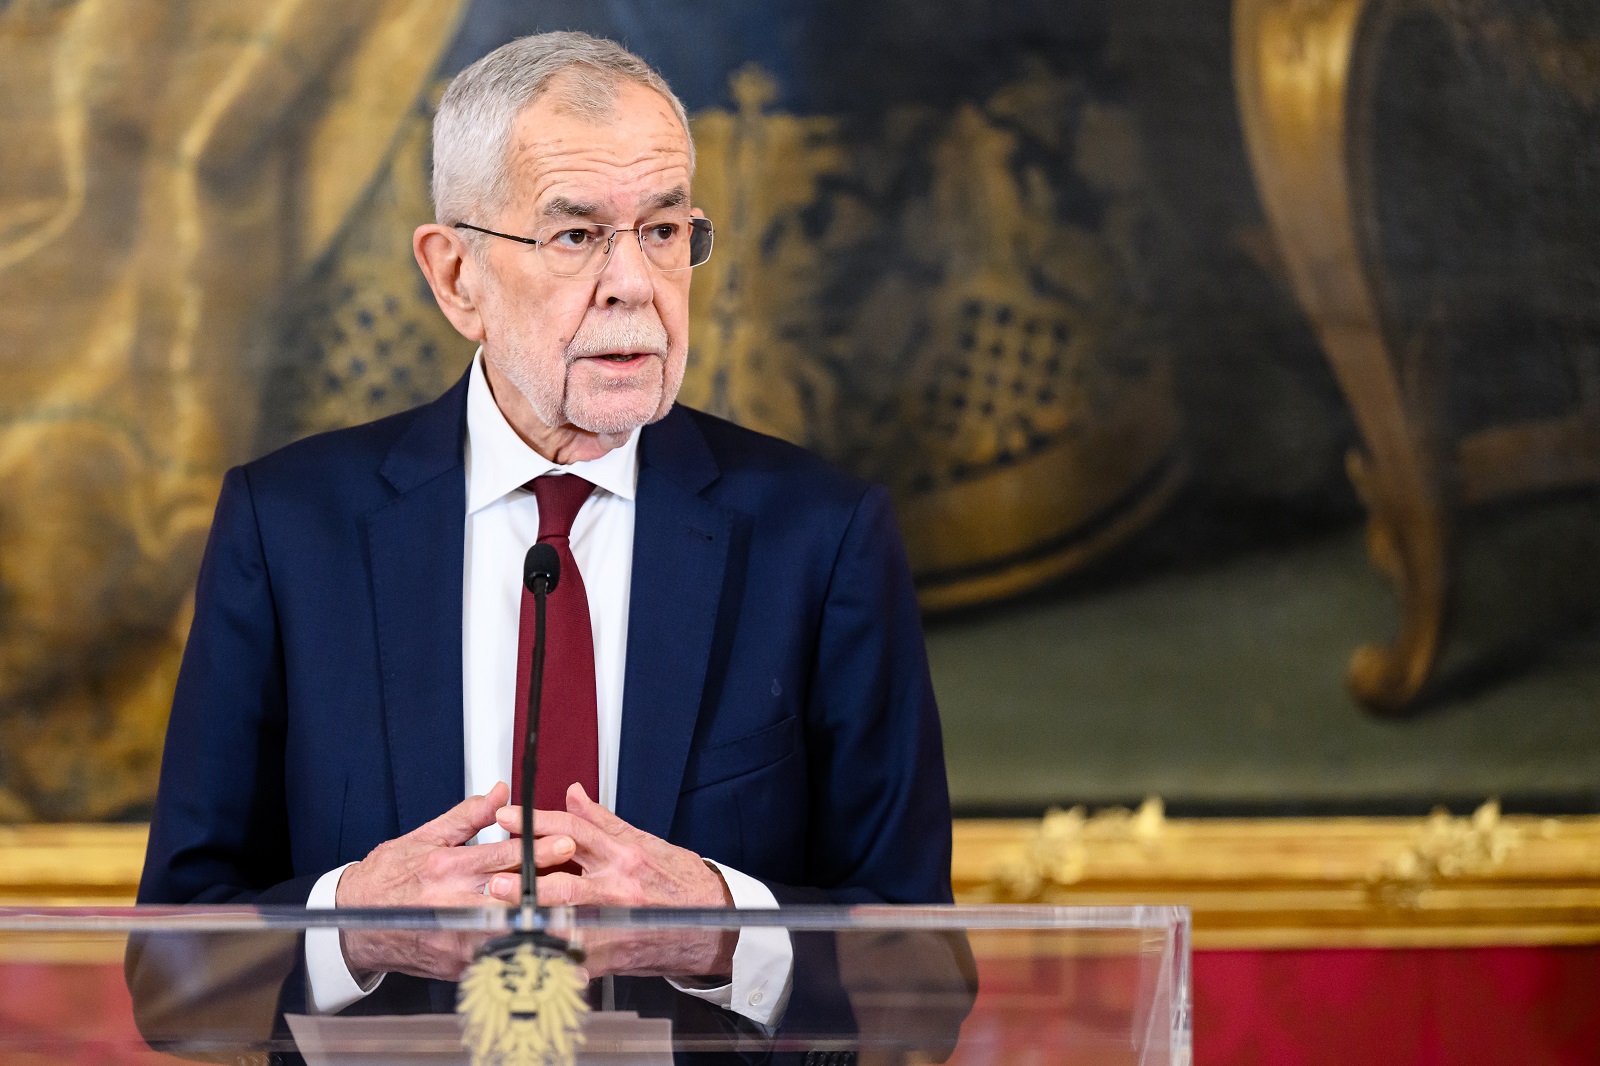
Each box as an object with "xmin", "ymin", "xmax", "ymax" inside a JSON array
[{"xmin": 464, "ymin": 350, "xmax": 641, "ymax": 515}]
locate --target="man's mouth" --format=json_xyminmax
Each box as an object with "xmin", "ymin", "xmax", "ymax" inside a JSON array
[{"xmin": 587, "ymin": 352, "xmax": 653, "ymax": 365}]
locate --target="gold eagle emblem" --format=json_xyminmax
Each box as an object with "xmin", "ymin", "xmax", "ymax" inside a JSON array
[{"xmin": 458, "ymin": 941, "xmax": 589, "ymax": 1066}]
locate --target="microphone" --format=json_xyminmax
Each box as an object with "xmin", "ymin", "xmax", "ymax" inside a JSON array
[
  {"xmin": 524, "ymin": 542, "xmax": 560, "ymax": 596},
  {"xmin": 517, "ymin": 543, "xmax": 561, "ymax": 919}
]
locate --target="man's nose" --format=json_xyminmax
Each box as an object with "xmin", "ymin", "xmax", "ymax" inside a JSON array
[{"xmin": 594, "ymin": 229, "xmax": 654, "ymax": 307}]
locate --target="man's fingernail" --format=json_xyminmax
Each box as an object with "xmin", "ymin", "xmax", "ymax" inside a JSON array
[
  {"xmin": 492, "ymin": 874, "xmax": 514, "ymax": 896},
  {"xmin": 556, "ymin": 836, "xmax": 575, "ymax": 856}
]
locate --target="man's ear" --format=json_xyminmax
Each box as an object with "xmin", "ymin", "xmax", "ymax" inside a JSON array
[{"xmin": 413, "ymin": 224, "xmax": 487, "ymax": 342}]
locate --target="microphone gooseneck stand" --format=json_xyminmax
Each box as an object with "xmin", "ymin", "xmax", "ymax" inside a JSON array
[{"xmin": 479, "ymin": 541, "xmax": 583, "ymax": 963}]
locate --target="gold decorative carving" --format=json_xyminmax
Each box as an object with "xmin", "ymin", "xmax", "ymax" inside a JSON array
[
  {"xmin": 956, "ymin": 808, "xmax": 1600, "ymax": 949},
  {"xmin": 1233, "ymin": 0, "xmax": 1600, "ymax": 712},
  {"xmin": 5, "ymin": 816, "xmax": 1600, "ymax": 949},
  {"xmin": 995, "ymin": 797, "xmax": 1166, "ymax": 897},
  {"xmin": 0, "ymin": 823, "xmax": 150, "ymax": 905},
  {"xmin": 1365, "ymin": 800, "xmax": 1521, "ymax": 908}
]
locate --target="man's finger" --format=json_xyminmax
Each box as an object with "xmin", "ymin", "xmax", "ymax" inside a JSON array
[
  {"xmin": 503, "ymin": 806, "xmax": 614, "ymax": 857},
  {"xmin": 451, "ymin": 837, "xmax": 522, "ymax": 875},
  {"xmin": 494, "ymin": 804, "xmax": 525, "ymax": 836},
  {"xmin": 535, "ymin": 871, "xmax": 593, "ymax": 907},
  {"xmin": 433, "ymin": 890, "xmax": 506, "ymax": 909},
  {"xmin": 497, "ymin": 804, "xmax": 582, "ymax": 837},
  {"xmin": 452, "ymin": 834, "xmax": 577, "ymax": 878},
  {"xmin": 537, "ymin": 835, "xmax": 579, "ymax": 868},
  {"xmin": 412, "ymin": 782, "xmax": 509, "ymax": 847},
  {"xmin": 565, "ymin": 783, "xmax": 633, "ymax": 835}
]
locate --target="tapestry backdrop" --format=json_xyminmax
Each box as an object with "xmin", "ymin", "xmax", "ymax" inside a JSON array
[{"xmin": 1, "ymin": 0, "xmax": 1596, "ymax": 820}]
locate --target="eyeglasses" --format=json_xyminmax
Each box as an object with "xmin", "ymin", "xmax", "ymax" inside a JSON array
[{"xmin": 452, "ymin": 216, "xmax": 714, "ymax": 276}]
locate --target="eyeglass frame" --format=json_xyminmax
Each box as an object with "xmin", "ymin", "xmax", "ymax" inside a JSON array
[{"xmin": 450, "ymin": 216, "xmax": 715, "ymax": 276}]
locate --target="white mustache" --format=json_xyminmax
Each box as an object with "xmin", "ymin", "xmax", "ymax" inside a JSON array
[{"xmin": 565, "ymin": 315, "xmax": 669, "ymax": 362}]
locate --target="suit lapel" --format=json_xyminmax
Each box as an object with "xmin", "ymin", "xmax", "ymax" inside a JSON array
[
  {"xmin": 616, "ymin": 408, "xmax": 732, "ymax": 841},
  {"xmin": 366, "ymin": 372, "xmax": 470, "ymax": 835}
]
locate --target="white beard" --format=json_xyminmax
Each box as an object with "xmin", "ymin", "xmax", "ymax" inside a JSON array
[{"xmin": 494, "ymin": 310, "xmax": 679, "ymax": 435}]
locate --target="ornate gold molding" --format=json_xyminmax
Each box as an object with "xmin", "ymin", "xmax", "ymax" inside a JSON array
[
  {"xmin": 0, "ymin": 823, "xmax": 149, "ymax": 906},
  {"xmin": 5, "ymin": 813, "xmax": 1600, "ymax": 949},
  {"xmin": 955, "ymin": 803, "xmax": 1600, "ymax": 948}
]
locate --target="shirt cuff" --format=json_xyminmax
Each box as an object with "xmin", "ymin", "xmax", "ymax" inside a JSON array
[
  {"xmin": 304, "ymin": 862, "xmax": 385, "ymax": 1014},
  {"xmin": 667, "ymin": 861, "xmax": 793, "ymax": 1028}
]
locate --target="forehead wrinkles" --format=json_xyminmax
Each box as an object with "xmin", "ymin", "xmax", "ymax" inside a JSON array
[
  {"xmin": 504, "ymin": 84, "xmax": 691, "ymax": 215},
  {"xmin": 511, "ymin": 139, "xmax": 690, "ymax": 217},
  {"xmin": 518, "ymin": 137, "xmax": 686, "ymax": 178}
]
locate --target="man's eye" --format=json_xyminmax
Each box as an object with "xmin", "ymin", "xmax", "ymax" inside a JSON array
[
  {"xmin": 550, "ymin": 228, "xmax": 599, "ymax": 248},
  {"xmin": 643, "ymin": 222, "xmax": 681, "ymax": 243}
]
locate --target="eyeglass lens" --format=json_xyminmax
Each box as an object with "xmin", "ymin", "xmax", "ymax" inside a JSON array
[{"xmin": 544, "ymin": 217, "xmax": 713, "ymax": 276}]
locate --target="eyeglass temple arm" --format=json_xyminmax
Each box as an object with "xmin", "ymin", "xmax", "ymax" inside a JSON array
[{"xmin": 451, "ymin": 222, "xmax": 543, "ymax": 246}]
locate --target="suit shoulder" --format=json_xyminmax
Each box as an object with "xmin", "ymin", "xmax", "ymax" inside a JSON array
[
  {"xmin": 240, "ymin": 365, "xmax": 471, "ymax": 499},
  {"xmin": 242, "ymin": 406, "xmax": 419, "ymax": 486}
]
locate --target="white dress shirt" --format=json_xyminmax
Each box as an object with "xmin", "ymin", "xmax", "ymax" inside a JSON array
[{"xmin": 305, "ymin": 353, "xmax": 793, "ymax": 1020}]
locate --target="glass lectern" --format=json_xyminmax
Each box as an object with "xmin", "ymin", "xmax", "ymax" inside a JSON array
[{"xmin": 0, "ymin": 904, "xmax": 1190, "ymax": 1065}]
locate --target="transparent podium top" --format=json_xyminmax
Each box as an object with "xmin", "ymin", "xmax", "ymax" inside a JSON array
[{"xmin": 0, "ymin": 904, "xmax": 1190, "ymax": 1065}]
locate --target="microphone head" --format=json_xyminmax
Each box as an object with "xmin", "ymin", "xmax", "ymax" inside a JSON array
[{"xmin": 523, "ymin": 542, "xmax": 561, "ymax": 594}]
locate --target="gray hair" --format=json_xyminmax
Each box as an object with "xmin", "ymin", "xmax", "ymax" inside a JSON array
[{"xmin": 431, "ymin": 32, "xmax": 695, "ymax": 228}]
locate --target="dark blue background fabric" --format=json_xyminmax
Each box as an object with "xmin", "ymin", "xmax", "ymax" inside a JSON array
[
  {"xmin": 138, "ymin": 373, "xmax": 952, "ymax": 908},
  {"xmin": 436, "ymin": 0, "xmax": 827, "ymax": 113},
  {"xmin": 433, "ymin": 0, "xmax": 1110, "ymax": 115}
]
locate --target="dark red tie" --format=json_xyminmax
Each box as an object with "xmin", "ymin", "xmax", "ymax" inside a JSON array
[{"xmin": 512, "ymin": 474, "xmax": 600, "ymax": 816}]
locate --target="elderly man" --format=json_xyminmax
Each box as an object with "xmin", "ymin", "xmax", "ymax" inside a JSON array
[{"xmin": 137, "ymin": 31, "xmax": 951, "ymax": 1023}]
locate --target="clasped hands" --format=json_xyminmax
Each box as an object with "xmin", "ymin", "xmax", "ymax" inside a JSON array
[{"xmin": 336, "ymin": 781, "xmax": 735, "ymax": 982}]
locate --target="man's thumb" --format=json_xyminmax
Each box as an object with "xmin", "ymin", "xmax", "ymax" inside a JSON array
[{"xmin": 414, "ymin": 782, "xmax": 508, "ymax": 846}]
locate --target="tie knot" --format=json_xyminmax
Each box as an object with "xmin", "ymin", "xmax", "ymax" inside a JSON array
[{"xmin": 527, "ymin": 474, "xmax": 595, "ymax": 541}]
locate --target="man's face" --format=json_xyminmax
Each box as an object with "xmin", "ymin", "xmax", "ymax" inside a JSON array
[{"xmin": 475, "ymin": 78, "xmax": 695, "ymax": 435}]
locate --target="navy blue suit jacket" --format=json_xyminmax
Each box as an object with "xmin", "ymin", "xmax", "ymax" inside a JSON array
[{"xmin": 139, "ymin": 370, "xmax": 952, "ymax": 908}]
